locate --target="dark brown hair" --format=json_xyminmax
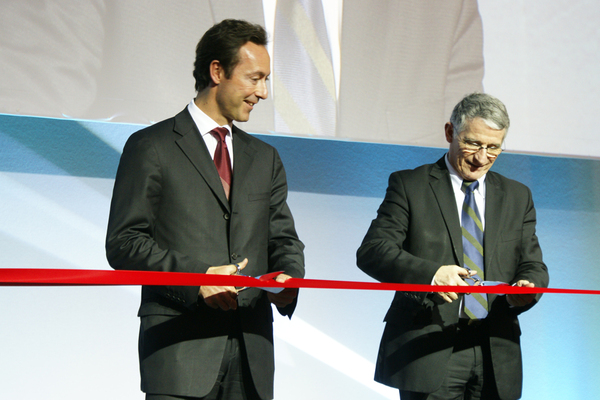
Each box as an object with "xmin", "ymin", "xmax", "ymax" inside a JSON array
[{"xmin": 193, "ymin": 19, "xmax": 268, "ymax": 92}]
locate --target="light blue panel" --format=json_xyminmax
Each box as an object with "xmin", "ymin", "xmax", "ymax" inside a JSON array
[{"xmin": 0, "ymin": 113, "xmax": 137, "ymax": 178}]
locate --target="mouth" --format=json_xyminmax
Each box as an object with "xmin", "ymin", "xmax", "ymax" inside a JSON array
[
  {"xmin": 244, "ymin": 100, "xmax": 256, "ymax": 110},
  {"xmin": 467, "ymin": 161, "xmax": 486, "ymax": 170}
]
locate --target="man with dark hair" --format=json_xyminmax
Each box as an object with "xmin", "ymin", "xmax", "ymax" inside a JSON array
[
  {"xmin": 193, "ymin": 19, "xmax": 268, "ymax": 93},
  {"xmin": 357, "ymin": 93, "xmax": 549, "ymax": 399},
  {"xmin": 106, "ymin": 19, "xmax": 304, "ymax": 400}
]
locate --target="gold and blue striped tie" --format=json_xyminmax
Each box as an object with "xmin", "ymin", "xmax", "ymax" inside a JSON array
[{"xmin": 462, "ymin": 180, "xmax": 488, "ymax": 319}]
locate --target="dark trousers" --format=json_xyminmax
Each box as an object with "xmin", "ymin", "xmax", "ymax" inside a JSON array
[
  {"xmin": 146, "ymin": 315, "xmax": 262, "ymax": 400},
  {"xmin": 400, "ymin": 320, "xmax": 500, "ymax": 400}
]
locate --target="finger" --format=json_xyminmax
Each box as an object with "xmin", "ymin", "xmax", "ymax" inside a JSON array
[
  {"xmin": 229, "ymin": 258, "xmax": 249, "ymax": 275},
  {"xmin": 237, "ymin": 258, "xmax": 248, "ymax": 270},
  {"xmin": 437, "ymin": 292, "xmax": 452, "ymax": 303},
  {"xmin": 204, "ymin": 293, "xmax": 229, "ymax": 309},
  {"xmin": 274, "ymin": 273, "xmax": 292, "ymax": 283},
  {"xmin": 516, "ymin": 280, "xmax": 534, "ymax": 288},
  {"xmin": 204, "ymin": 298, "xmax": 219, "ymax": 309},
  {"xmin": 218, "ymin": 291, "xmax": 239, "ymax": 311}
]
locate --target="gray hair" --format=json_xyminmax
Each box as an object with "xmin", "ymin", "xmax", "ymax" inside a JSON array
[{"xmin": 450, "ymin": 93, "xmax": 510, "ymax": 135}]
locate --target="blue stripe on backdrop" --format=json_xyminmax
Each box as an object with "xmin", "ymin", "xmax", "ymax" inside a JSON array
[
  {"xmin": 0, "ymin": 114, "xmax": 130, "ymax": 179},
  {"xmin": 257, "ymin": 134, "xmax": 600, "ymax": 213},
  {"xmin": 1, "ymin": 113, "xmax": 599, "ymax": 213}
]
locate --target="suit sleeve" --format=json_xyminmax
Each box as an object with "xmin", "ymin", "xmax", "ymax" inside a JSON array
[
  {"xmin": 105, "ymin": 131, "xmax": 210, "ymax": 307},
  {"xmin": 267, "ymin": 149, "xmax": 305, "ymax": 316},
  {"xmin": 357, "ymin": 172, "xmax": 441, "ymax": 288},
  {"xmin": 266, "ymin": 149, "xmax": 305, "ymax": 277},
  {"xmin": 504, "ymin": 186, "xmax": 549, "ymax": 313}
]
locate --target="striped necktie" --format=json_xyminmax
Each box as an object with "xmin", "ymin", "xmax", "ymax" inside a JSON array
[
  {"xmin": 461, "ymin": 180, "xmax": 488, "ymax": 319},
  {"xmin": 209, "ymin": 127, "xmax": 232, "ymax": 200}
]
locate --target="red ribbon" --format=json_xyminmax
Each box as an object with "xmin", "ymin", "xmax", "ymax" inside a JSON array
[{"xmin": 1, "ymin": 268, "xmax": 598, "ymax": 295}]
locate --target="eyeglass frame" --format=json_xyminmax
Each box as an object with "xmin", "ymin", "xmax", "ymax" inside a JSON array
[{"xmin": 455, "ymin": 135, "xmax": 504, "ymax": 159}]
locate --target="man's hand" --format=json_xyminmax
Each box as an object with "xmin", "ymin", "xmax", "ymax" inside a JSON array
[
  {"xmin": 267, "ymin": 273, "xmax": 298, "ymax": 308},
  {"xmin": 199, "ymin": 258, "xmax": 248, "ymax": 311},
  {"xmin": 433, "ymin": 265, "xmax": 476, "ymax": 303},
  {"xmin": 507, "ymin": 280, "xmax": 536, "ymax": 307}
]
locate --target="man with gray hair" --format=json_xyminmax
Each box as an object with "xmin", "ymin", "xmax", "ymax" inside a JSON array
[{"xmin": 357, "ymin": 93, "xmax": 549, "ymax": 399}]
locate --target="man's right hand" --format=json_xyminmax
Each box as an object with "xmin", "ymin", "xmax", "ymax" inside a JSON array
[
  {"xmin": 433, "ymin": 265, "xmax": 475, "ymax": 303},
  {"xmin": 199, "ymin": 258, "xmax": 248, "ymax": 311}
]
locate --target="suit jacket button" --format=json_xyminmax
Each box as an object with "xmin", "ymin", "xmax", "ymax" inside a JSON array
[
  {"xmin": 223, "ymin": 213, "xmax": 230, "ymax": 220},
  {"xmin": 231, "ymin": 253, "xmax": 238, "ymax": 260}
]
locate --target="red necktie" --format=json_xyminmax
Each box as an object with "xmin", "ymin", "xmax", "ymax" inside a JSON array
[{"xmin": 209, "ymin": 127, "xmax": 232, "ymax": 199}]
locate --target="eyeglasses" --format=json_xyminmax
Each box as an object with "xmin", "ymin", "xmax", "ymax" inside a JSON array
[{"xmin": 457, "ymin": 137, "xmax": 503, "ymax": 159}]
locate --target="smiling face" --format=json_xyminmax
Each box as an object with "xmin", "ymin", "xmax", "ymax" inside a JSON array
[
  {"xmin": 213, "ymin": 41, "xmax": 270, "ymax": 125},
  {"xmin": 445, "ymin": 117, "xmax": 506, "ymax": 181}
]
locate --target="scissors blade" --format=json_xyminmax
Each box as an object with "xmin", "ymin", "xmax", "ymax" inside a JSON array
[{"xmin": 255, "ymin": 271, "xmax": 285, "ymax": 293}]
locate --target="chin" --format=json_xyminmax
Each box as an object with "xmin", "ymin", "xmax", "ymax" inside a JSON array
[
  {"xmin": 460, "ymin": 171, "xmax": 482, "ymax": 181},
  {"xmin": 236, "ymin": 112, "xmax": 251, "ymax": 122},
  {"xmin": 469, "ymin": 172, "xmax": 486, "ymax": 181}
]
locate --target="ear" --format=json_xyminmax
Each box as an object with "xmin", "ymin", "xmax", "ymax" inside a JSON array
[
  {"xmin": 444, "ymin": 123, "xmax": 454, "ymax": 144},
  {"xmin": 209, "ymin": 60, "xmax": 224, "ymax": 85}
]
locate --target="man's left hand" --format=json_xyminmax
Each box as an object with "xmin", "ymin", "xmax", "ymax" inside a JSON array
[
  {"xmin": 507, "ymin": 280, "xmax": 536, "ymax": 307},
  {"xmin": 267, "ymin": 273, "xmax": 298, "ymax": 307}
]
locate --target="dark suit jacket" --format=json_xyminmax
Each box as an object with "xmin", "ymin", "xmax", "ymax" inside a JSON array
[
  {"xmin": 106, "ymin": 108, "xmax": 305, "ymax": 399},
  {"xmin": 357, "ymin": 157, "xmax": 548, "ymax": 400}
]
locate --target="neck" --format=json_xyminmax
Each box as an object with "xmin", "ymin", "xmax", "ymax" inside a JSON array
[{"xmin": 194, "ymin": 88, "xmax": 230, "ymax": 127}]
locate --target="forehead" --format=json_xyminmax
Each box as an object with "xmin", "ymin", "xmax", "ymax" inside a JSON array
[
  {"xmin": 235, "ymin": 42, "xmax": 270, "ymax": 73},
  {"xmin": 462, "ymin": 117, "xmax": 506, "ymax": 144}
]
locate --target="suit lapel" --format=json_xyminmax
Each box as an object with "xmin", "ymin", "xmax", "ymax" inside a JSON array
[
  {"xmin": 483, "ymin": 172, "xmax": 504, "ymax": 280},
  {"xmin": 429, "ymin": 157, "xmax": 462, "ymax": 264},
  {"xmin": 173, "ymin": 109, "xmax": 230, "ymax": 211},
  {"xmin": 230, "ymin": 126, "xmax": 257, "ymax": 208}
]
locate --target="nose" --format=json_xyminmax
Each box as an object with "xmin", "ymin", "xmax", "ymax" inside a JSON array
[
  {"xmin": 256, "ymin": 78, "xmax": 268, "ymax": 100},
  {"xmin": 473, "ymin": 147, "xmax": 489, "ymax": 164}
]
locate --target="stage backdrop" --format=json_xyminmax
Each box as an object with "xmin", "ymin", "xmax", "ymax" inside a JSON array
[
  {"xmin": 1, "ymin": 115, "xmax": 600, "ymax": 399},
  {"xmin": 1, "ymin": 1, "xmax": 600, "ymax": 399}
]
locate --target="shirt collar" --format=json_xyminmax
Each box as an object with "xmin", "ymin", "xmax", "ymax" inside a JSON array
[
  {"xmin": 444, "ymin": 153, "xmax": 486, "ymax": 197},
  {"xmin": 187, "ymin": 100, "xmax": 232, "ymax": 137}
]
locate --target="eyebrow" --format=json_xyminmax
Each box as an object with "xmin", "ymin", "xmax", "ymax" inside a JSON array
[{"xmin": 463, "ymin": 137, "xmax": 502, "ymax": 147}]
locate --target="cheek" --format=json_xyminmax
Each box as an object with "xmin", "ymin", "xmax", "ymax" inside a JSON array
[{"xmin": 457, "ymin": 155, "xmax": 469, "ymax": 168}]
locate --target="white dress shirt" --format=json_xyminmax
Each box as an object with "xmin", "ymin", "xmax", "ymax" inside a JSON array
[{"xmin": 187, "ymin": 100, "xmax": 234, "ymax": 169}]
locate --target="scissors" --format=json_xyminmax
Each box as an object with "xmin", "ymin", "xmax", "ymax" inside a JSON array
[{"xmin": 234, "ymin": 269, "xmax": 285, "ymax": 293}]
